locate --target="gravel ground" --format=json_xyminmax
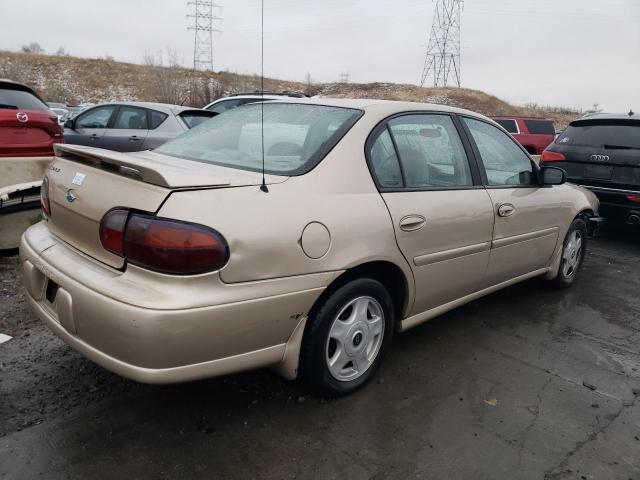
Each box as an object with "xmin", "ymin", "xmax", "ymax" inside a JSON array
[{"xmin": 1, "ymin": 225, "xmax": 639, "ymax": 479}]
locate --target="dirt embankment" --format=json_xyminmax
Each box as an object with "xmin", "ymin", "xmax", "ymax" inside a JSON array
[{"xmin": 0, "ymin": 51, "xmax": 581, "ymax": 128}]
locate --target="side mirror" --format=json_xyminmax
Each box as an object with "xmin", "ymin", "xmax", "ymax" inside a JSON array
[
  {"xmin": 541, "ymin": 166, "xmax": 566, "ymax": 186},
  {"xmin": 64, "ymin": 118, "xmax": 75, "ymax": 129}
]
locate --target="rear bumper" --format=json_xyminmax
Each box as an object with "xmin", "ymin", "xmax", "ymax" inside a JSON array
[
  {"xmin": 578, "ymin": 184, "xmax": 640, "ymax": 224},
  {"xmin": 20, "ymin": 222, "xmax": 335, "ymax": 383}
]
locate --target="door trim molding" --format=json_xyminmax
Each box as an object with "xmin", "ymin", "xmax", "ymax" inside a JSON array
[
  {"xmin": 413, "ymin": 241, "xmax": 490, "ymax": 267},
  {"xmin": 492, "ymin": 227, "xmax": 558, "ymax": 249}
]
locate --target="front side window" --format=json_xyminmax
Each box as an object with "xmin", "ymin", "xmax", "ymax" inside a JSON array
[
  {"xmin": 75, "ymin": 105, "xmax": 116, "ymax": 129},
  {"xmin": 156, "ymin": 103, "xmax": 362, "ymax": 175},
  {"xmin": 113, "ymin": 106, "xmax": 148, "ymax": 130},
  {"xmin": 464, "ymin": 117, "xmax": 535, "ymax": 187},
  {"xmin": 524, "ymin": 119, "xmax": 555, "ymax": 135},
  {"xmin": 387, "ymin": 114, "xmax": 473, "ymax": 188}
]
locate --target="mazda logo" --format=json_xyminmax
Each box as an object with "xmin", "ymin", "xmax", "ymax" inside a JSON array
[
  {"xmin": 16, "ymin": 112, "xmax": 28, "ymax": 123},
  {"xmin": 590, "ymin": 154, "xmax": 610, "ymax": 162}
]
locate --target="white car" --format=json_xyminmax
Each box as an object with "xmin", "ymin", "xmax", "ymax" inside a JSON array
[{"xmin": 204, "ymin": 92, "xmax": 308, "ymax": 115}]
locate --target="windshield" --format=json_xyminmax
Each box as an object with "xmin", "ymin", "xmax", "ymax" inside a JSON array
[
  {"xmin": 557, "ymin": 122, "xmax": 640, "ymax": 149},
  {"xmin": 0, "ymin": 88, "xmax": 48, "ymax": 110},
  {"xmin": 156, "ymin": 103, "xmax": 363, "ymax": 175}
]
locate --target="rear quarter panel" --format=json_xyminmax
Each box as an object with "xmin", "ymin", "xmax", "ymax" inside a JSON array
[{"xmin": 156, "ymin": 112, "xmax": 415, "ymax": 304}]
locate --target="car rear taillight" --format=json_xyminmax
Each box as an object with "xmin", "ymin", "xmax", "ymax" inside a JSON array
[
  {"xmin": 540, "ymin": 150, "xmax": 566, "ymax": 163},
  {"xmin": 99, "ymin": 210, "xmax": 229, "ymax": 275},
  {"xmin": 627, "ymin": 194, "xmax": 640, "ymax": 204},
  {"xmin": 40, "ymin": 176, "xmax": 51, "ymax": 217},
  {"xmin": 99, "ymin": 208, "xmax": 129, "ymax": 255}
]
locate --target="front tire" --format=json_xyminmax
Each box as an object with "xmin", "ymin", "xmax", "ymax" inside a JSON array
[
  {"xmin": 299, "ymin": 278, "xmax": 394, "ymax": 397},
  {"xmin": 551, "ymin": 217, "xmax": 588, "ymax": 288}
]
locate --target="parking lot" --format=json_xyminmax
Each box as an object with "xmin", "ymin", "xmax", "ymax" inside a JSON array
[{"xmin": 0, "ymin": 224, "xmax": 638, "ymax": 480}]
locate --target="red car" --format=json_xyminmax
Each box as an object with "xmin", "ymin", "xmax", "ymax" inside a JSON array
[
  {"xmin": 1, "ymin": 79, "xmax": 63, "ymax": 249},
  {"xmin": 0, "ymin": 79, "xmax": 63, "ymax": 159},
  {"xmin": 491, "ymin": 116, "xmax": 555, "ymax": 155}
]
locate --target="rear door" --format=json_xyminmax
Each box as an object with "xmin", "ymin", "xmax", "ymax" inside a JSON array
[
  {"xmin": 461, "ymin": 117, "xmax": 566, "ymax": 287},
  {"xmin": 102, "ymin": 105, "xmax": 149, "ymax": 152},
  {"xmin": 368, "ymin": 113, "xmax": 494, "ymax": 315},
  {"xmin": 64, "ymin": 105, "xmax": 116, "ymax": 148}
]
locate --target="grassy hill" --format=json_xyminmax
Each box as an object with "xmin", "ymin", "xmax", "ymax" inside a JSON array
[{"xmin": 0, "ymin": 51, "xmax": 580, "ymax": 128}]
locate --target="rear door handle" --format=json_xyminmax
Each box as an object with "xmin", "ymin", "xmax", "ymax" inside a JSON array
[
  {"xmin": 399, "ymin": 215, "xmax": 427, "ymax": 232},
  {"xmin": 129, "ymin": 136, "xmax": 142, "ymax": 142},
  {"xmin": 89, "ymin": 134, "xmax": 100, "ymax": 140},
  {"xmin": 497, "ymin": 203, "xmax": 516, "ymax": 217}
]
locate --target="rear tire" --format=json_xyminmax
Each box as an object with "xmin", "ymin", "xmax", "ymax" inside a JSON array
[
  {"xmin": 299, "ymin": 278, "xmax": 394, "ymax": 397},
  {"xmin": 551, "ymin": 218, "xmax": 588, "ymax": 288}
]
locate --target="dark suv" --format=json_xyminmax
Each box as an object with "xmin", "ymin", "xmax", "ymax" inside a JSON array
[{"xmin": 541, "ymin": 112, "xmax": 640, "ymax": 224}]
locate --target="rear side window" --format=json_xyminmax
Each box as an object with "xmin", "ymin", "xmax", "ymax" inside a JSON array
[
  {"xmin": 386, "ymin": 114, "xmax": 473, "ymax": 188},
  {"xmin": 113, "ymin": 106, "xmax": 148, "ymax": 130},
  {"xmin": 150, "ymin": 110, "xmax": 168, "ymax": 129},
  {"xmin": 464, "ymin": 117, "xmax": 535, "ymax": 186},
  {"xmin": 557, "ymin": 122, "xmax": 640, "ymax": 149},
  {"xmin": 207, "ymin": 98, "xmax": 251, "ymax": 114},
  {"xmin": 524, "ymin": 119, "xmax": 555, "ymax": 135},
  {"xmin": 494, "ymin": 119, "xmax": 518, "ymax": 134},
  {"xmin": 156, "ymin": 103, "xmax": 362, "ymax": 175},
  {"xmin": 179, "ymin": 111, "xmax": 216, "ymax": 129},
  {"xmin": 0, "ymin": 87, "xmax": 48, "ymax": 110},
  {"xmin": 369, "ymin": 129, "xmax": 403, "ymax": 188}
]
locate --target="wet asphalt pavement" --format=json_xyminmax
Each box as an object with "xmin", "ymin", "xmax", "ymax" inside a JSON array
[{"xmin": 1, "ymin": 225, "xmax": 640, "ymax": 480}]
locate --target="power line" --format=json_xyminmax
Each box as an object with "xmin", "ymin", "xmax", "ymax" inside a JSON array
[
  {"xmin": 420, "ymin": 0, "xmax": 463, "ymax": 88},
  {"xmin": 187, "ymin": 0, "xmax": 222, "ymax": 71}
]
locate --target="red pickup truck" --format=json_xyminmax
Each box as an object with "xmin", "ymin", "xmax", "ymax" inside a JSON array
[{"xmin": 491, "ymin": 116, "xmax": 556, "ymax": 155}]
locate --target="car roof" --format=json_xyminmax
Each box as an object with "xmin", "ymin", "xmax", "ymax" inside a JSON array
[
  {"xmin": 575, "ymin": 112, "xmax": 640, "ymax": 122},
  {"xmin": 491, "ymin": 115, "xmax": 554, "ymax": 121},
  {"xmin": 265, "ymin": 97, "xmax": 494, "ymax": 122},
  {"xmin": 86, "ymin": 101, "xmax": 198, "ymax": 115}
]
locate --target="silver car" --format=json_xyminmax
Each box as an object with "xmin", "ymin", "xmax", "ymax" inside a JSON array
[{"xmin": 63, "ymin": 102, "xmax": 216, "ymax": 152}]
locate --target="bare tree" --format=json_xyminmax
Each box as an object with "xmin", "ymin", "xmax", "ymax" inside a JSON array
[
  {"xmin": 55, "ymin": 46, "xmax": 69, "ymax": 56},
  {"xmin": 21, "ymin": 42, "xmax": 44, "ymax": 54}
]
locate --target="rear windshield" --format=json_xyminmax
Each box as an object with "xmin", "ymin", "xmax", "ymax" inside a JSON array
[
  {"xmin": 524, "ymin": 119, "xmax": 555, "ymax": 135},
  {"xmin": 0, "ymin": 87, "xmax": 48, "ymax": 110},
  {"xmin": 494, "ymin": 119, "xmax": 518, "ymax": 134},
  {"xmin": 557, "ymin": 122, "xmax": 640, "ymax": 149},
  {"xmin": 156, "ymin": 103, "xmax": 363, "ymax": 175}
]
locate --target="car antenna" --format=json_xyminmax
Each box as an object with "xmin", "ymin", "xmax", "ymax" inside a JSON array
[{"xmin": 259, "ymin": 0, "xmax": 268, "ymax": 193}]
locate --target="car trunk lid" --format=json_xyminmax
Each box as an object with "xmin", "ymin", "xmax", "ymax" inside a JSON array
[{"xmin": 46, "ymin": 144, "xmax": 287, "ymax": 269}]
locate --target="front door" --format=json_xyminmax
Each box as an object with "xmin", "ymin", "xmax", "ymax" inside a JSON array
[
  {"xmin": 368, "ymin": 113, "xmax": 494, "ymax": 315},
  {"xmin": 462, "ymin": 117, "xmax": 566, "ymax": 287},
  {"xmin": 64, "ymin": 105, "xmax": 116, "ymax": 148}
]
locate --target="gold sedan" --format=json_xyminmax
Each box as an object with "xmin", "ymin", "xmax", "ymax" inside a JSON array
[{"xmin": 21, "ymin": 99, "xmax": 599, "ymax": 396}]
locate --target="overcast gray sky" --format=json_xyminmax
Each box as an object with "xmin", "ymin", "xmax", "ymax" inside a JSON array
[{"xmin": 1, "ymin": 0, "xmax": 639, "ymax": 111}]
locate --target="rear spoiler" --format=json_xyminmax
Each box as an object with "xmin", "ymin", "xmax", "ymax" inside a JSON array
[{"xmin": 53, "ymin": 144, "xmax": 231, "ymax": 189}]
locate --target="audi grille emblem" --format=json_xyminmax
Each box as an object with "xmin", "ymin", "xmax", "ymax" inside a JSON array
[
  {"xmin": 590, "ymin": 154, "xmax": 610, "ymax": 162},
  {"xmin": 16, "ymin": 112, "xmax": 28, "ymax": 123}
]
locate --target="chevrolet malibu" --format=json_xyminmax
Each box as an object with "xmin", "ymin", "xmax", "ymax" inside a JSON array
[{"xmin": 21, "ymin": 99, "xmax": 599, "ymax": 396}]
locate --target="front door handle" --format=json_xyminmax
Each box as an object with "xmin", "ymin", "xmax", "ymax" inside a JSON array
[
  {"xmin": 497, "ymin": 203, "xmax": 516, "ymax": 217},
  {"xmin": 89, "ymin": 134, "xmax": 100, "ymax": 141},
  {"xmin": 399, "ymin": 215, "xmax": 427, "ymax": 232},
  {"xmin": 129, "ymin": 136, "xmax": 142, "ymax": 142}
]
